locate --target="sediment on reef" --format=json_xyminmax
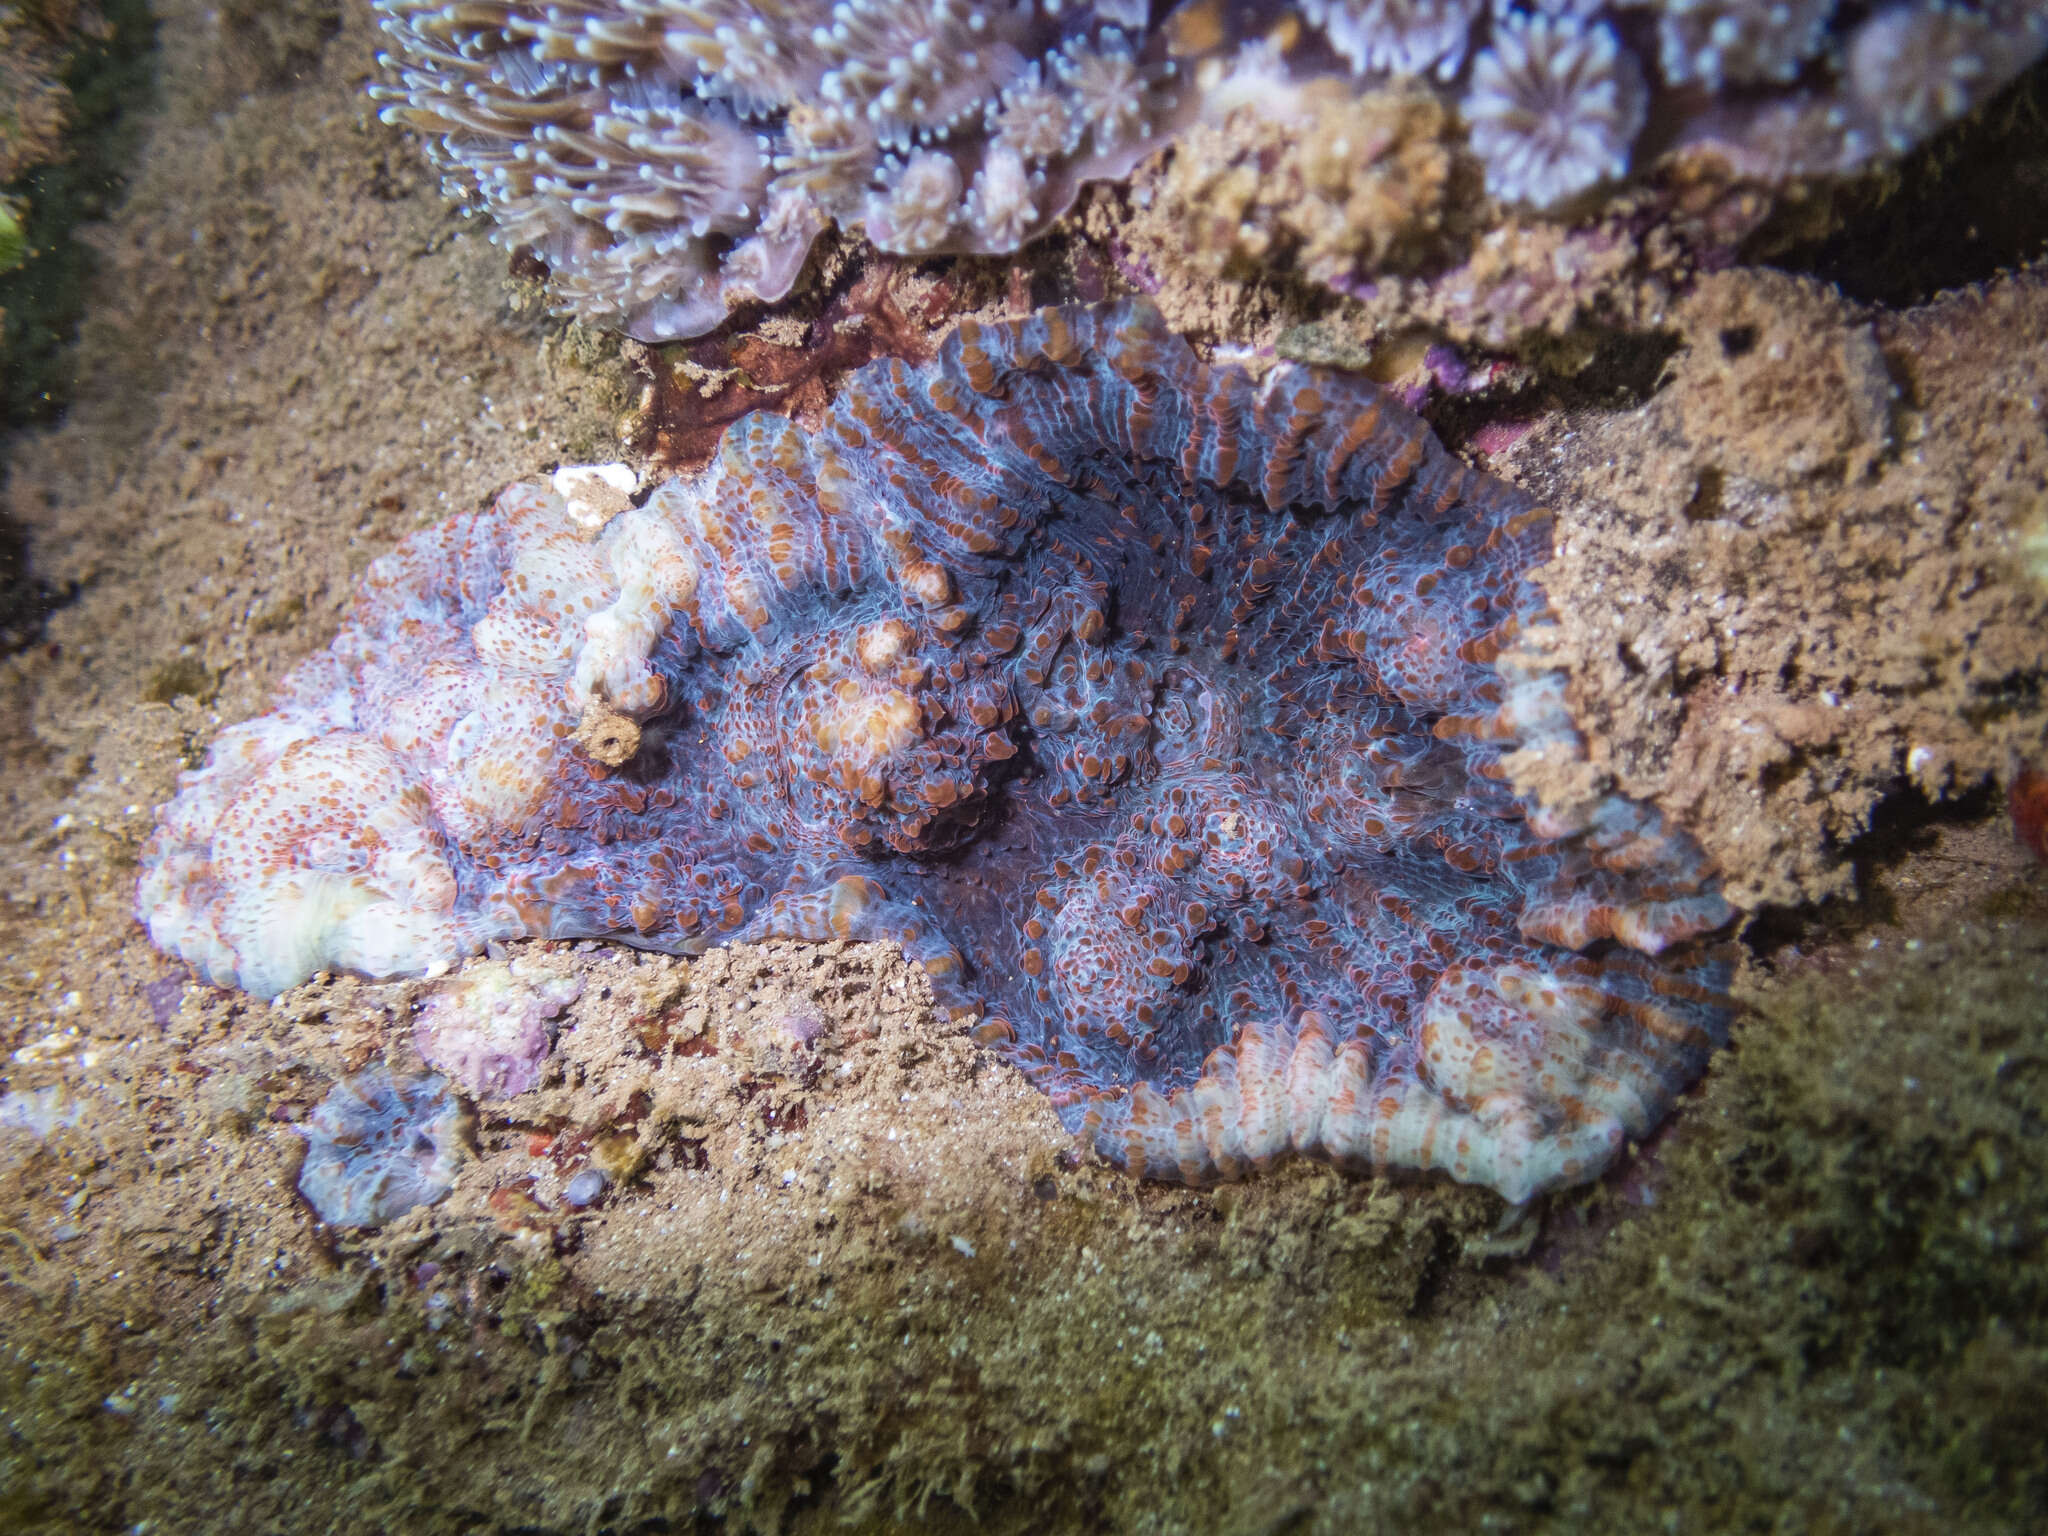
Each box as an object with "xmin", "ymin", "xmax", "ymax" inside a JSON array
[
  {"xmin": 3, "ymin": 894, "xmax": 2044, "ymax": 1534},
  {"xmin": 0, "ymin": 2, "xmax": 2045, "ymax": 1533}
]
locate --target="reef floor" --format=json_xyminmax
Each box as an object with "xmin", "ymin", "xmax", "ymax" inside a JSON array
[{"xmin": 1, "ymin": 3, "xmax": 2044, "ymax": 1532}]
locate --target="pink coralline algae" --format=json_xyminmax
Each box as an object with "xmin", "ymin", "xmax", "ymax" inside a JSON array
[
  {"xmin": 371, "ymin": 0, "xmax": 2046, "ymax": 337},
  {"xmin": 414, "ymin": 958, "xmax": 584, "ymax": 1098},
  {"xmin": 295, "ymin": 1066, "xmax": 466, "ymax": 1228},
  {"xmin": 140, "ymin": 303, "xmax": 1736, "ymax": 1203}
]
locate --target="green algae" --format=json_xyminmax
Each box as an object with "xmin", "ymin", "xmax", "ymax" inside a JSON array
[
  {"xmin": 0, "ymin": 199, "xmax": 25, "ymax": 276},
  {"xmin": 2, "ymin": 902, "xmax": 2042, "ymax": 1534},
  {"xmin": 0, "ymin": 0, "xmax": 157, "ymax": 430}
]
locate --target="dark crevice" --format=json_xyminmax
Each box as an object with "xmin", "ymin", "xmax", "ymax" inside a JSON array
[
  {"xmin": 0, "ymin": 0, "xmax": 160, "ymax": 431},
  {"xmin": 1680, "ymin": 465, "xmax": 1726, "ymax": 523},
  {"xmin": 1428, "ymin": 326, "xmax": 1684, "ymax": 452},
  {"xmin": 1749, "ymin": 56, "xmax": 2048, "ymax": 308},
  {"xmin": 1740, "ymin": 778, "xmax": 2002, "ymax": 960},
  {"xmin": 0, "ymin": 502, "xmax": 78, "ymax": 655},
  {"xmin": 1717, "ymin": 325, "xmax": 1757, "ymax": 360}
]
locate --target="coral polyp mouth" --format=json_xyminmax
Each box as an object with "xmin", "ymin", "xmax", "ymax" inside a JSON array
[{"xmin": 138, "ymin": 301, "xmax": 1735, "ymax": 1203}]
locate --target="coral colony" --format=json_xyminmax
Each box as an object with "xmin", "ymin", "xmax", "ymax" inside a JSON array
[
  {"xmin": 371, "ymin": 0, "xmax": 1197, "ymax": 338},
  {"xmin": 141, "ymin": 304, "xmax": 1737, "ymax": 1202},
  {"xmin": 412, "ymin": 958, "xmax": 583, "ymax": 1097},
  {"xmin": 370, "ymin": 0, "xmax": 2047, "ymax": 337},
  {"xmin": 295, "ymin": 1066, "xmax": 466, "ymax": 1227}
]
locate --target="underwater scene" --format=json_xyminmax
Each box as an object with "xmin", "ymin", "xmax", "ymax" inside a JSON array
[{"xmin": 1, "ymin": 0, "xmax": 2045, "ymax": 1530}]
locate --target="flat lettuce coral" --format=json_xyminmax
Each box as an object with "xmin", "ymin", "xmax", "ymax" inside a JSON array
[{"xmin": 140, "ymin": 303, "xmax": 1735, "ymax": 1204}]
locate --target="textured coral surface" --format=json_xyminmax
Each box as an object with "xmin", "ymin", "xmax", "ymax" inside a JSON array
[
  {"xmin": 139, "ymin": 302, "xmax": 1734, "ymax": 1201},
  {"xmin": 369, "ymin": 0, "xmax": 2048, "ymax": 336},
  {"xmin": 293, "ymin": 1063, "xmax": 466, "ymax": 1226},
  {"xmin": 1501, "ymin": 268, "xmax": 2048, "ymax": 908},
  {"xmin": 6, "ymin": 5, "xmax": 2048, "ymax": 1530},
  {"xmin": 371, "ymin": 0, "xmax": 1195, "ymax": 336}
]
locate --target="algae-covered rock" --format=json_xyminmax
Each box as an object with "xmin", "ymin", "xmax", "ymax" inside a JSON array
[{"xmin": 2, "ymin": 2, "xmax": 2046, "ymax": 1532}]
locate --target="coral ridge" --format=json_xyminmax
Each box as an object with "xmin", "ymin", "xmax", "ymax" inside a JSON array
[{"xmin": 139, "ymin": 301, "xmax": 1736, "ymax": 1203}]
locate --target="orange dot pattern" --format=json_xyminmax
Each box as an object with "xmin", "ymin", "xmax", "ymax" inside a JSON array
[{"xmin": 139, "ymin": 301, "xmax": 1736, "ymax": 1201}]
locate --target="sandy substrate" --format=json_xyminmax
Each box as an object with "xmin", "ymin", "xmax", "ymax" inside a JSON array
[{"xmin": 1, "ymin": 4, "xmax": 2044, "ymax": 1533}]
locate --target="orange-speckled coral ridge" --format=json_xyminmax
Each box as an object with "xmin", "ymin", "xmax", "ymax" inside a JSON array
[{"xmin": 139, "ymin": 302, "xmax": 1737, "ymax": 1203}]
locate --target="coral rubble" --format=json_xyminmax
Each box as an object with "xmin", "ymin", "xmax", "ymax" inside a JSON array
[
  {"xmin": 1152, "ymin": 80, "xmax": 1464, "ymax": 288},
  {"xmin": 138, "ymin": 301, "xmax": 1735, "ymax": 1202}
]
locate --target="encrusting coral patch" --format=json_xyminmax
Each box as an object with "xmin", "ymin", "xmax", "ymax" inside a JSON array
[
  {"xmin": 413, "ymin": 956, "xmax": 584, "ymax": 1097},
  {"xmin": 294, "ymin": 1065, "xmax": 467, "ymax": 1228},
  {"xmin": 368, "ymin": 0, "xmax": 2048, "ymax": 337},
  {"xmin": 138, "ymin": 302, "xmax": 1735, "ymax": 1204}
]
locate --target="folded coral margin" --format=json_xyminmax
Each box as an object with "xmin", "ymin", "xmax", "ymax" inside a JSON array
[{"xmin": 139, "ymin": 302, "xmax": 1736, "ymax": 1202}]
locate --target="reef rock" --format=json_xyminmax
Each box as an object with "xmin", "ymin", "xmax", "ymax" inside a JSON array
[
  {"xmin": 1500, "ymin": 268, "xmax": 2048, "ymax": 908},
  {"xmin": 140, "ymin": 302, "xmax": 1735, "ymax": 1203}
]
